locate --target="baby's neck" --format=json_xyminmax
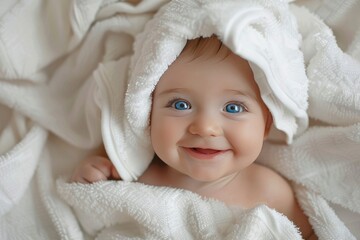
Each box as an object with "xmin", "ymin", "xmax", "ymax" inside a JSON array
[
  {"xmin": 145, "ymin": 160, "xmax": 243, "ymax": 199},
  {"xmin": 179, "ymin": 171, "xmax": 240, "ymax": 196},
  {"xmin": 138, "ymin": 158, "xmax": 255, "ymax": 206}
]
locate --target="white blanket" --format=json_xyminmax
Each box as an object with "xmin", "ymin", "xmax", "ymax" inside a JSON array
[
  {"xmin": 56, "ymin": 179, "xmax": 303, "ymax": 239},
  {"xmin": 0, "ymin": 0, "xmax": 359, "ymax": 239}
]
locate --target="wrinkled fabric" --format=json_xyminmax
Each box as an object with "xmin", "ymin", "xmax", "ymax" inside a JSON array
[{"xmin": 0, "ymin": 0, "xmax": 359, "ymax": 239}]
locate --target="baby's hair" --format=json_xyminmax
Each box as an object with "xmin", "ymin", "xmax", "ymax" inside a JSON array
[{"xmin": 181, "ymin": 35, "xmax": 232, "ymax": 61}]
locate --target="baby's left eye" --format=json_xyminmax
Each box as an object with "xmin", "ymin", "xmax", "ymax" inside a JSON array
[{"xmin": 224, "ymin": 103, "xmax": 245, "ymax": 113}]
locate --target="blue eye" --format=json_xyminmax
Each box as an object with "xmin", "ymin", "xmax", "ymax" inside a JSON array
[
  {"xmin": 173, "ymin": 100, "xmax": 191, "ymax": 110},
  {"xmin": 225, "ymin": 103, "xmax": 245, "ymax": 113}
]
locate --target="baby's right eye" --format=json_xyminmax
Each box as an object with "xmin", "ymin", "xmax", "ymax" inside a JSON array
[{"xmin": 172, "ymin": 100, "xmax": 191, "ymax": 110}]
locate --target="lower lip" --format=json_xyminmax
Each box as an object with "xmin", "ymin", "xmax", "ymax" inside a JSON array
[{"xmin": 182, "ymin": 148, "xmax": 228, "ymax": 160}]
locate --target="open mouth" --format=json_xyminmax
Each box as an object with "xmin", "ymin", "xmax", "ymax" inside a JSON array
[
  {"xmin": 192, "ymin": 148, "xmax": 221, "ymax": 154},
  {"xmin": 183, "ymin": 147, "xmax": 228, "ymax": 160}
]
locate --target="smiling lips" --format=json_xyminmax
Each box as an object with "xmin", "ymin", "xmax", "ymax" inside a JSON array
[{"xmin": 183, "ymin": 147, "xmax": 228, "ymax": 160}]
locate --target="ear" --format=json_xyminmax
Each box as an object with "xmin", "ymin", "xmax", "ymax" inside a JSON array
[{"xmin": 264, "ymin": 111, "xmax": 273, "ymax": 139}]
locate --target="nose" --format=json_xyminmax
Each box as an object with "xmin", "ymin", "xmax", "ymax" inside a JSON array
[{"xmin": 188, "ymin": 111, "xmax": 223, "ymax": 137}]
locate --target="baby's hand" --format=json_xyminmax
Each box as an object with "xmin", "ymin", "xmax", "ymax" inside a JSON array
[{"xmin": 70, "ymin": 156, "xmax": 120, "ymax": 183}]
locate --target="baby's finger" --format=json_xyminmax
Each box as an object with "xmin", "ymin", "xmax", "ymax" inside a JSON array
[
  {"xmin": 70, "ymin": 175, "xmax": 90, "ymax": 184},
  {"xmin": 88, "ymin": 156, "xmax": 113, "ymax": 178},
  {"xmin": 82, "ymin": 164, "xmax": 109, "ymax": 183}
]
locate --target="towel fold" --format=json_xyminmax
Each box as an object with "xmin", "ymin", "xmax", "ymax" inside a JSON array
[
  {"xmin": 0, "ymin": 114, "xmax": 47, "ymax": 216},
  {"xmin": 291, "ymin": 6, "xmax": 360, "ymax": 126}
]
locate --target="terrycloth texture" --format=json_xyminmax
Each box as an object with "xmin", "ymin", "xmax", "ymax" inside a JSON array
[
  {"xmin": 56, "ymin": 179, "xmax": 303, "ymax": 240},
  {"xmin": 0, "ymin": 0, "xmax": 360, "ymax": 239},
  {"xmin": 257, "ymin": 4, "xmax": 360, "ymax": 239},
  {"xmin": 0, "ymin": 1, "xmax": 168, "ymax": 239},
  {"xmin": 67, "ymin": 1, "xmax": 358, "ymax": 239},
  {"xmin": 0, "ymin": 113, "xmax": 48, "ymax": 216}
]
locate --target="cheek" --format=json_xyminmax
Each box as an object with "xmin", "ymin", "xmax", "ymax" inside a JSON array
[
  {"xmin": 228, "ymin": 120, "xmax": 265, "ymax": 158},
  {"xmin": 150, "ymin": 115, "xmax": 182, "ymax": 155}
]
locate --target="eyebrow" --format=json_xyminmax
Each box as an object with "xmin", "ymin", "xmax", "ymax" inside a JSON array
[
  {"xmin": 223, "ymin": 89, "xmax": 258, "ymax": 101},
  {"xmin": 156, "ymin": 88, "xmax": 258, "ymax": 100},
  {"xmin": 156, "ymin": 88, "xmax": 189, "ymax": 96}
]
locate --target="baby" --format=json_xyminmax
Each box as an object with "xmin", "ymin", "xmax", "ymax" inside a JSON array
[{"xmin": 71, "ymin": 36, "xmax": 316, "ymax": 239}]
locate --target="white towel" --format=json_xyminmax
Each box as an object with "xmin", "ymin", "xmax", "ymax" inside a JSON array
[
  {"xmin": 84, "ymin": 1, "xmax": 360, "ymax": 239},
  {"xmin": 0, "ymin": 1, "xmax": 168, "ymax": 239},
  {"xmin": 108, "ymin": 0, "xmax": 309, "ymax": 181},
  {"xmin": 0, "ymin": 0, "xmax": 359, "ymax": 239},
  {"xmin": 256, "ymin": 5, "xmax": 360, "ymax": 239},
  {"xmin": 57, "ymin": 179, "xmax": 303, "ymax": 240},
  {"xmin": 0, "ymin": 113, "xmax": 47, "ymax": 216}
]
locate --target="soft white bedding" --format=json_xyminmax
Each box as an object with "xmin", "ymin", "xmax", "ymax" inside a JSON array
[
  {"xmin": 56, "ymin": 179, "xmax": 303, "ymax": 239},
  {"xmin": 0, "ymin": 0, "xmax": 359, "ymax": 239}
]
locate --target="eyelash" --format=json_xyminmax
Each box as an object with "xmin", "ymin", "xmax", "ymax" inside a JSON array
[
  {"xmin": 224, "ymin": 101, "xmax": 248, "ymax": 113},
  {"xmin": 166, "ymin": 97, "xmax": 191, "ymax": 109},
  {"xmin": 166, "ymin": 98, "xmax": 248, "ymax": 113}
]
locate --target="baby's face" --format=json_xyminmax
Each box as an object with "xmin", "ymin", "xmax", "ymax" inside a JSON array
[{"xmin": 150, "ymin": 38, "xmax": 271, "ymax": 182}]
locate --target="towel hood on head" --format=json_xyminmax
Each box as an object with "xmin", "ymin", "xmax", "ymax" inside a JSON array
[{"xmin": 114, "ymin": 0, "xmax": 308, "ymax": 181}]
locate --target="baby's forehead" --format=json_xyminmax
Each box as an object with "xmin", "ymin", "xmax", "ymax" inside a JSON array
[{"xmin": 157, "ymin": 37, "xmax": 263, "ymax": 100}]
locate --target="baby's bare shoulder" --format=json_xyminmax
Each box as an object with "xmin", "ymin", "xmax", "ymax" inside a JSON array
[
  {"xmin": 247, "ymin": 164, "xmax": 295, "ymax": 209},
  {"xmin": 247, "ymin": 164, "xmax": 314, "ymax": 239}
]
